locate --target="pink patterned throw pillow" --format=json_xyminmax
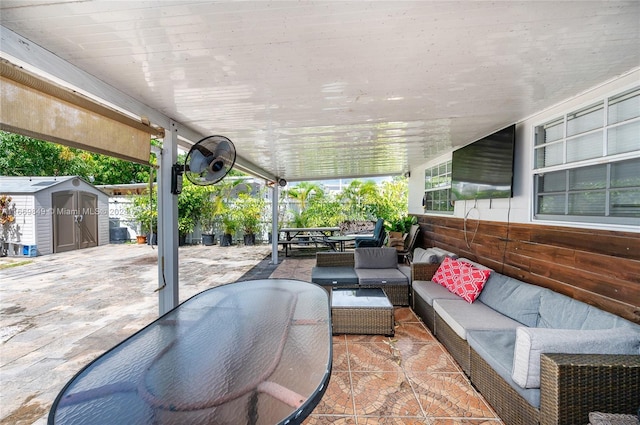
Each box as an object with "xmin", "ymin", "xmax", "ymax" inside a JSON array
[
  {"xmin": 448, "ymin": 262, "xmax": 491, "ymax": 303},
  {"xmin": 431, "ymin": 257, "xmax": 462, "ymax": 288}
]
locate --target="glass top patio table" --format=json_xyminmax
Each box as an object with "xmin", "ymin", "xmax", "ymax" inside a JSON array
[
  {"xmin": 49, "ymin": 279, "xmax": 332, "ymax": 425},
  {"xmin": 327, "ymin": 235, "xmax": 356, "ymax": 251}
]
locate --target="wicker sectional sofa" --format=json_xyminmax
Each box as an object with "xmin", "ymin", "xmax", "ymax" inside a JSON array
[
  {"xmin": 410, "ymin": 250, "xmax": 640, "ymax": 425},
  {"xmin": 311, "ymin": 247, "xmax": 411, "ymax": 306}
]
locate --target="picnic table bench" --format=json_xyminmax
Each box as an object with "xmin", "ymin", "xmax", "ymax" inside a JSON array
[{"xmin": 279, "ymin": 227, "xmax": 341, "ymax": 256}]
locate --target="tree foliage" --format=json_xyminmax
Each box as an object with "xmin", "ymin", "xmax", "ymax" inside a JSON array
[
  {"xmin": 282, "ymin": 177, "xmax": 408, "ymax": 229},
  {"xmin": 0, "ymin": 131, "xmax": 156, "ymax": 184},
  {"xmin": 337, "ymin": 180, "xmax": 380, "ymax": 220}
]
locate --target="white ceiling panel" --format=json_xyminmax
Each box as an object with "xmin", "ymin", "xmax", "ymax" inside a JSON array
[{"xmin": 2, "ymin": 1, "xmax": 639, "ymax": 181}]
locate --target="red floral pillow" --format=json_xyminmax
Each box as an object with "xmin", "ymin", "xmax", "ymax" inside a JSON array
[
  {"xmin": 447, "ymin": 262, "xmax": 491, "ymax": 303},
  {"xmin": 431, "ymin": 257, "xmax": 463, "ymax": 288}
]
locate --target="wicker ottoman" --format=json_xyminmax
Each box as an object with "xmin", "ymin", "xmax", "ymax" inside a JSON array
[{"xmin": 331, "ymin": 288, "xmax": 394, "ymax": 336}]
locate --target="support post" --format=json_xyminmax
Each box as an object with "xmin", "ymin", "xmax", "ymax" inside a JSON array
[
  {"xmin": 271, "ymin": 183, "xmax": 279, "ymax": 265},
  {"xmin": 157, "ymin": 120, "xmax": 179, "ymax": 315}
]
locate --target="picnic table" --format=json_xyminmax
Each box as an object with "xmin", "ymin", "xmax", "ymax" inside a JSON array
[
  {"xmin": 279, "ymin": 227, "xmax": 341, "ymax": 256},
  {"xmin": 49, "ymin": 279, "xmax": 332, "ymax": 425}
]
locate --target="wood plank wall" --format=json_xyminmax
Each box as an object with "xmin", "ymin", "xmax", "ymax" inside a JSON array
[{"xmin": 413, "ymin": 214, "xmax": 640, "ymax": 324}]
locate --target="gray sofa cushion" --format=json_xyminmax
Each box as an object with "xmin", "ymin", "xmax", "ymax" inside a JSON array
[
  {"xmin": 538, "ymin": 290, "xmax": 639, "ymax": 330},
  {"xmin": 433, "ymin": 299, "xmax": 521, "ymax": 340},
  {"xmin": 311, "ymin": 266, "xmax": 358, "ymax": 285},
  {"xmin": 477, "ymin": 273, "xmax": 548, "ymax": 327},
  {"xmin": 356, "ymin": 268, "xmax": 409, "ymax": 285},
  {"xmin": 511, "ymin": 326, "xmax": 640, "ymax": 389},
  {"xmin": 412, "ymin": 280, "xmax": 461, "ymax": 306},
  {"xmin": 398, "ymin": 264, "xmax": 411, "ymax": 280},
  {"xmin": 354, "ymin": 247, "xmax": 398, "ymax": 269},
  {"xmin": 467, "ymin": 329, "xmax": 540, "ymax": 408},
  {"xmin": 413, "ymin": 247, "xmax": 439, "ymax": 264},
  {"xmin": 430, "ymin": 247, "xmax": 459, "ymax": 261}
]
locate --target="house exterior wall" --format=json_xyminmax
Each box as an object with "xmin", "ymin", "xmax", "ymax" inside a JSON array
[
  {"xmin": 408, "ymin": 70, "xmax": 640, "ymax": 323},
  {"xmin": 408, "ymin": 68, "xmax": 640, "ymax": 235}
]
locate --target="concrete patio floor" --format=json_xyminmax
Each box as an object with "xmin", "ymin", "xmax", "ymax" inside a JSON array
[{"xmin": 0, "ymin": 243, "xmax": 275, "ymax": 425}]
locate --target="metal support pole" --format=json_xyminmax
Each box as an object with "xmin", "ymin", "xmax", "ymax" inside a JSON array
[
  {"xmin": 271, "ymin": 183, "xmax": 279, "ymax": 265},
  {"xmin": 157, "ymin": 120, "xmax": 179, "ymax": 315}
]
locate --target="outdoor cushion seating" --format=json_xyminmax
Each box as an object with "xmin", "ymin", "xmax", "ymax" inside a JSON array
[
  {"xmin": 395, "ymin": 223, "xmax": 420, "ymax": 264},
  {"xmin": 311, "ymin": 251, "xmax": 358, "ymax": 303},
  {"xmin": 311, "ymin": 247, "xmax": 410, "ymax": 306},
  {"xmin": 354, "ymin": 218, "xmax": 386, "ymax": 248},
  {"xmin": 410, "ymin": 247, "xmax": 640, "ymax": 425}
]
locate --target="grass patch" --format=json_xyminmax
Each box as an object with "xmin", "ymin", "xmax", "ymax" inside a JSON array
[{"xmin": 0, "ymin": 260, "xmax": 34, "ymax": 270}]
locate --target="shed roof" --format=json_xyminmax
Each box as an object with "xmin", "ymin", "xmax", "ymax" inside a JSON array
[{"xmin": 0, "ymin": 176, "xmax": 106, "ymax": 195}]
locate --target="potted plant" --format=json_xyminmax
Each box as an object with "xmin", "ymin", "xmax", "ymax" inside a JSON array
[
  {"xmin": 177, "ymin": 181, "xmax": 210, "ymax": 246},
  {"xmin": 200, "ymin": 193, "xmax": 218, "ymax": 246},
  {"xmin": 177, "ymin": 216, "xmax": 195, "ymax": 246},
  {"xmin": 385, "ymin": 215, "xmax": 416, "ymax": 248},
  {"xmin": 128, "ymin": 192, "xmax": 157, "ymax": 244},
  {"xmin": 385, "ymin": 215, "xmax": 416, "ymax": 235},
  {"xmin": 220, "ymin": 211, "xmax": 238, "ymax": 246},
  {"xmin": 235, "ymin": 192, "xmax": 266, "ymax": 246}
]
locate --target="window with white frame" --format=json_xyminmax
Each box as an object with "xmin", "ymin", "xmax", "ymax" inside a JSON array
[
  {"xmin": 424, "ymin": 160, "xmax": 453, "ymax": 213},
  {"xmin": 533, "ymin": 87, "xmax": 640, "ymax": 225}
]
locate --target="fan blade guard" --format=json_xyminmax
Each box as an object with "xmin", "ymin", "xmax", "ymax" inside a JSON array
[{"xmin": 184, "ymin": 136, "xmax": 236, "ymax": 185}]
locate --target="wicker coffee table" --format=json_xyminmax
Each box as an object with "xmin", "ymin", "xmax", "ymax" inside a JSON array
[{"xmin": 331, "ymin": 288, "xmax": 394, "ymax": 336}]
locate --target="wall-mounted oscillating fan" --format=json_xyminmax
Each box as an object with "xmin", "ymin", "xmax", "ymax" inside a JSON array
[
  {"xmin": 185, "ymin": 135, "xmax": 236, "ymax": 185},
  {"xmin": 172, "ymin": 136, "xmax": 237, "ymax": 194}
]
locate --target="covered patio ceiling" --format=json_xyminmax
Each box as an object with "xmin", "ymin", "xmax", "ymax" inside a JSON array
[{"xmin": 1, "ymin": 1, "xmax": 639, "ymax": 182}]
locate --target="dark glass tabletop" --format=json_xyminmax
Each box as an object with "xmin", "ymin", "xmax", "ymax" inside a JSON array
[{"xmin": 49, "ymin": 279, "xmax": 332, "ymax": 425}]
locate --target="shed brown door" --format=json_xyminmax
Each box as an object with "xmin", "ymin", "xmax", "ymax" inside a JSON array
[
  {"xmin": 52, "ymin": 191, "xmax": 98, "ymax": 253},
  {"xmin": 78, "ymin": 192, "xmax": 98, "ymax": 249}
]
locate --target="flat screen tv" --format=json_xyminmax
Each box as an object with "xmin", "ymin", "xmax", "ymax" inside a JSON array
[{"xmin": 451, "ymin": 124, "xmax": 516, "ymax": 201}]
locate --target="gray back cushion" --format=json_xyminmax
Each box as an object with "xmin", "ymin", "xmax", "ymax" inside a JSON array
[
  {"xmin": 430, "ymin": 247, "xmax": 459, "ymax": 261},
  {"xmin": 477, "ymin": 273, "xmax": 547, "ymax": 327},
  {"xmin": 354, "ymin": 247, "xmax": 398, "ymax": 269},
  {"xmin": 412, "ymin": 247, "xmax": 439, "ymax": 264},
  {"xmin": 538, "ymin": 290, "xmax": 639, "ymax": 330}
]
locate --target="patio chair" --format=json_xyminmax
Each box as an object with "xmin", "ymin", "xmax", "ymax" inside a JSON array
[
  {"xmin": 396, "ymin": 224, "xmax": 420, "ymax": 264},
  {"xmin": 355, "ymin": 218, "xmax": 386, "ymax": 248}
]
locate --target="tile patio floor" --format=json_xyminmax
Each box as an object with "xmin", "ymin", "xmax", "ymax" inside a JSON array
[
  {"xmin": 273, "ymin": 258, "xmax": 504, "ymax": 424},
  {"xmin": 1, "ymin": 244, "xmax": 504, "ymax": 425}
]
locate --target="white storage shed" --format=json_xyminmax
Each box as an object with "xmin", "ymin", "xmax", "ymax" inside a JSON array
[{"xmin": 0, "ymin": 176, "xmax": 109, "ymax": 256}]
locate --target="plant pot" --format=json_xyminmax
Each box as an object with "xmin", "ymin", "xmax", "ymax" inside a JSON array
[
  {"xmin": 179, "ymin": 235, "xmax": 186, "ymax": 246},
  {"xmin": 136, "ymin": 235, "xmax": 147, "ymax": 244},
  {"xmin": 243, "ymin": 234, "xmax": 256, "ymax": 246},
  {"xmin": 220, "ymin": 233, "xmax": 233, "ymax": 247},
  {"xmin": 202, "ymin": 234, "xmax": 216, "ymax": 246}
]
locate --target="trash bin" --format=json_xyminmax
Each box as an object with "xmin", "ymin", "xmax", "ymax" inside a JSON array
[{"xmin": 110, "ymin": 227, "xmax": 128, "ymax": 244}]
